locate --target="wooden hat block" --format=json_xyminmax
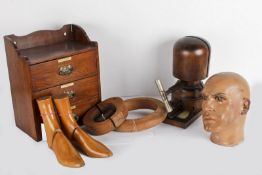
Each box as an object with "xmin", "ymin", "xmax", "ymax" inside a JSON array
[{"xmin": 162, "ymin": 36, "xmax": 211, "ymax": 128}]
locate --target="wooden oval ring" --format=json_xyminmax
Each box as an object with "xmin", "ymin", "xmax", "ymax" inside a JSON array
[
  {"xmin": 115, "ymin": 97, "xmax": 167, "ymax": 132},
  {"xmin": 82, "ymin": 97, "xmax": 128, "ymax": 135}
]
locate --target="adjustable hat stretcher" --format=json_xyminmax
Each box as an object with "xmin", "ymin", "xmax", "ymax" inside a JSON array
[{"xmin": 82, "ymin": 97, "xmax": 167, "ymax": 135}]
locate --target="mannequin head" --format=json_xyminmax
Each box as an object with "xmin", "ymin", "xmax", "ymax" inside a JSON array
[{"xmin": 202, "ymin": 72, "xmax": 250, "ymax": 146}]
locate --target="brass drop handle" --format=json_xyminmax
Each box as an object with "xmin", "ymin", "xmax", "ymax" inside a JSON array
[
  {"xmin": 64, "ymin": 90, "xmax": 76, "ymax": 99},
  {"xmin": 58, "ymin": 64, "xmax": 73, "ymax": 76}
]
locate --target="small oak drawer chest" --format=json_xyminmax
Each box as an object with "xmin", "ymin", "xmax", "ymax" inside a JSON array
[{"xmin": 4, "ymin": 24, "xmax": 101, "ymax": 141}]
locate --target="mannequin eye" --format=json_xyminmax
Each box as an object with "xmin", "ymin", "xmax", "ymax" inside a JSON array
[{"xmin": 214, "ymin": 95, "xmax": 226, "ymax": 102}]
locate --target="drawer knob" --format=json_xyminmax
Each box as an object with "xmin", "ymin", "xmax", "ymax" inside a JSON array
[
  {"xmin": 64, "ymin": 90, "xmax": 76, "ymax": 99},
  {"xmin": 59, "ymin": 65, "xmax": 73, "ymax": 76}
]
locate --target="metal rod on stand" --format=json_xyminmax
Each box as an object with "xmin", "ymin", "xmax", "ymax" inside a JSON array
[{"xmin": 155, "ymin": 80, "xmax": 173, "ymax": 113}]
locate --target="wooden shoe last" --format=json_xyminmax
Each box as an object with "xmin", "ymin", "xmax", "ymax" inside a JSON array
[
  {"xmin": 36, "ymin": 96, "xmax": 84, "ymax": 168},
  {"xmin": 54, "ymin": 95, "xmax": 113, "ymax": 158}
]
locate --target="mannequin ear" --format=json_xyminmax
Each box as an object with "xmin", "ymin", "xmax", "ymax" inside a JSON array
[{"xmin": 241, "ymin": 98, "xmax": 250, "ymax": 115}]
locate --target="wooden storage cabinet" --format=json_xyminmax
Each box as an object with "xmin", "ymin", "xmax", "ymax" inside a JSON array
[{"xmin": 4, "ymin": 24, "xmax": 101, "ymax": 141}]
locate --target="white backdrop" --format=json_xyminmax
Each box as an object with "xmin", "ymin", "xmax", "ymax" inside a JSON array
[{"xmin": 0, "ymin": 0, "xmax": 262, "ymax": 175}]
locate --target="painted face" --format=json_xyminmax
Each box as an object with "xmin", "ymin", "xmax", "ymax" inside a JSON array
[{"xmin": 201, "ymin": 79, "xmax": 243, "ymax": 133}]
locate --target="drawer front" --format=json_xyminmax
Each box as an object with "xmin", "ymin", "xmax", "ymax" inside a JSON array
[
  {"xmin": 71, "ymin": 95, "xmax": 100, "ymax": 119},
  {"xmin": 30, "ymin": 50, "xmax": 98, "ymax": 91},
  {"xmin": 33, "ymin": 75, "xmax": 101, "ymax": 117}
]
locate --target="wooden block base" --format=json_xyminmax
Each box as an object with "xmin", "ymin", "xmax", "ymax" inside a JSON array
[{"xmin": 164, "ymin": 110, "xmax": 202, "ymax": 129}]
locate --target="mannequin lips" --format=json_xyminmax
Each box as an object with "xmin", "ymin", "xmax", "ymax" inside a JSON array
[
  {"xmin": 203, "ymin": 118, "xmax": 216, "ymax": 124},
  {"xmin": 203, "ymin": 112, "xmax": 216, "ymax": 124}
]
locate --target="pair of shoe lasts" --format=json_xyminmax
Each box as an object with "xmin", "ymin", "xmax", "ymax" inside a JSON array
[{"xmin": 37, "ymin": 95, "xmax": 112, "ymax": 168}]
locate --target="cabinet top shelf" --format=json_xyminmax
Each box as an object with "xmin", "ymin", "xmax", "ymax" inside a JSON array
[
  {"xmin": 18, "ymin": 40, "xmax": 97, "ymax": 65},
  {"xmin": 4, "ymin": 24, "xmax": 97, "ymax": 65}
]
